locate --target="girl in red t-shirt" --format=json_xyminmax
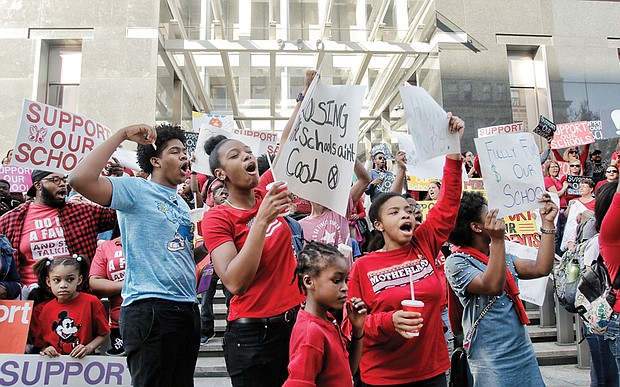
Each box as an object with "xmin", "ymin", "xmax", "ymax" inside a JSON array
[
  {"xmin": 284, "ymin": 242, "xmax": 367, "ymax": 387},
  {"xmin": 33, "ymin": 255, "xmax": 109, "ymax": 358}
]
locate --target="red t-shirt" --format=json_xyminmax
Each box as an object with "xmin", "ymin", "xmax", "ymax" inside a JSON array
[
  {"xmin": 34, "ymin": 293, "xmax": 110, "ymax": 354},
  {"xmin": 19, "ymin": 203, "xmax": 68, "ymax": 286},
  {"xmin": 601, "ymin": 193, "xmax": 620, "ymax": 312},
  {"xmin": 284, "ymin": 309, "xmax": 352, "ymax": 387},
  {"xmin": 201, "ymin": 170, "xmax": 303, "ymax": 320},
  {"xmin": 344, "ymin": 157, "xmax": 462, "ymax": 385},
  {"xmin": 544, "ymin": 176, "xmax": 567, "ymax": 208},
  {"xmin": 595, "ymin": 179, "xmax": 613, "ymax": 193},
  {"xmin": 90, "ymin": 238, "xmax": 125, "ymax": 327}
]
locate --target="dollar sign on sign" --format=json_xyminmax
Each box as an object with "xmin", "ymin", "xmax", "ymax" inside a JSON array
[{"xmin": 491, "ymin": 164, "xmax": 501, "ymax": 182}]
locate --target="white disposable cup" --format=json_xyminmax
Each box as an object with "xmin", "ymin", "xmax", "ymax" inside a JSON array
[
  {"xmin": 401, "ymin": 299, "xmax": 424, "ymax": 337},
  {"xmin": 266, "ymin": 181, "xmax": 289, "ymax": 214}
]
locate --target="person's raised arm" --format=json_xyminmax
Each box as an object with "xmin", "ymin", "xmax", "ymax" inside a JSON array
[
  {"xmin": 273, "ymin": 70, "xmax": 317, "ymax": 167},
  {"xmin": 68, "ymin": 125, "xmax": 156, "ymax": 206},
  {"xmin": 514, "ymin": 194, "xmax": 558, "ymax": 279},
  {"xmin": 350, "ymin": 159, "xmax": 371, "ymax": 203},
  {"xmin": 465, "ymin": 209, "xmax": 507, "ymax": 296},
  {"xmin": 390, "ymin": 151, "xmax": 407, "ymax": 193},
  {"xmin": 208, "ymin": 183, "xmax": 290, "ymax": 295}
]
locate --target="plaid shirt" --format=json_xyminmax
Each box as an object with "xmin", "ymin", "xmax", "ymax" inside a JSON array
[{"xmin": 0, "ymin": 201, "xmax": 117, "ymax": 268}]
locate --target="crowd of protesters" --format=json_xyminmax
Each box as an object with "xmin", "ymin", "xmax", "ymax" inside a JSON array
[{"xmin": 1, "ymin": 72, "xmax": 620, "ymax": 387}]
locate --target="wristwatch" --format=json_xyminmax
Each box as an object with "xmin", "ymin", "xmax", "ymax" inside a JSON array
[{"xmin": 296, "ymin": 91, "xmax": 304, "ymax": 103}]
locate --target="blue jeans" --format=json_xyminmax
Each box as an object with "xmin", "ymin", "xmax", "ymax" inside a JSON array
[
  {"xmin": 120, "ymin": 299, "xmax": 200, "ymax": 387},
  {"xmin": 224, "ymin": 319, "xmax": 295, "ymax": 387},
  {"xmin": 603, "ymin": 312, "xmax": 620, "ymax": 387}
]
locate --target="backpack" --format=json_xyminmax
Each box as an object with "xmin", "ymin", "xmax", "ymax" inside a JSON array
[
  {"xmin": 553, "ymin": 241, "xmax": 588, "ymax": 313},
  {"xmin": 574, "ymin": 254, "xmax": 620, "ymax": 335}
]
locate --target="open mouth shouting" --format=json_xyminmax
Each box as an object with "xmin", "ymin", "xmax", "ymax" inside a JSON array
[
  {"xmin": 245, "ymin": 161, "xmax": 258, "ymax": 176},
  {"xmin": 399, "ymin": 221, "xmax": 414, "ymax": 236},
  {"xmin": 180, "ymin": 161, "xmax": 189, "ymax": 175}
]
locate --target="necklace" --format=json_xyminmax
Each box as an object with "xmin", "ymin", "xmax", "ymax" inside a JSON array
[{"xmin": 224, "ymin": 199, "xmax": 253, "ymax": 211}]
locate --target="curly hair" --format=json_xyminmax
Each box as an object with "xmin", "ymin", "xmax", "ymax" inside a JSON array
[
  {"xmin": 449, "ymin": 191, "xmax": 487, "ymax": 247},
  {"xmin": 33, "ymin": 255, "xmax": 91, "ymax": 296},
  {"xmin": 294, "ymin": 241, "xmax": 346, "ymax": 295},
  {"xmin": 136, "ymin": 123, "xmax": 186, "ymax": 174}
]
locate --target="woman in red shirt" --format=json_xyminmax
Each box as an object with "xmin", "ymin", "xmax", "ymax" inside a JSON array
[
  {"xmin": 346, "ymin": 114, "xmax": 464, "ymax": 386},
  {"xmin": 594, "ymin": 166, "xmax": 618, "ymax": 193}
]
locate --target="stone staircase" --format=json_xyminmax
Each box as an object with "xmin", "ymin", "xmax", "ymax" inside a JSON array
[{"xmin": 193, "ymin": 288, "xmax": 582, "ymax": 381}]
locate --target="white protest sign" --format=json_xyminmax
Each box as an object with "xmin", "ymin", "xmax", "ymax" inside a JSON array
[
  {"xmin": 477, "ymin": 122, "xmax": 523, "ymax": 138},
  {"xmin": 0, "ymin": 354, "xmax": 132, "ymax": 387},
  {"xmin": 399, "ymin": 85, "xmax": 459, "ymax": 164},
  {"xmin": 505, "ymin": 241, "xmax": 549, "ymax": 306},
  {"xmin": 475, "ymin": 132, "xmax": 545, "ymax": 218},
  {"xmin": 111, "ymin": 147, "xmax": 140, "ymax": 172},
  {"xmin": 274, "ymin": 82, "xmax": 365, "ymax": 217},
  {"xmin": 12, "ymin": 100, "xmax": 112, "ymax": 174}
]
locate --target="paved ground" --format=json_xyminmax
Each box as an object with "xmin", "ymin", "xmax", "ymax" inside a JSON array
[{"xmin": 194, "ymin": 365, "xmax": 591, "ymax": 386}]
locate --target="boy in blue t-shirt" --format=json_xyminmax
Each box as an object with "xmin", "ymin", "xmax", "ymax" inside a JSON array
[{"xmin": 68, "ymin": 123, "xmax": 199, "ymax": 387}]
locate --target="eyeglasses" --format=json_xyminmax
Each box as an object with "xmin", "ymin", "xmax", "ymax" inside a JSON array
[
  {"xmin": 570, "ymin": 165, "xmax": 581, "ymax": 168},
  {"xmin": 40, "ymin": 176, "xmax": 68, "ymax": 185},
  {"xmin": 607, "ymin": 170, "xmax": 618, "ymax": 174}
]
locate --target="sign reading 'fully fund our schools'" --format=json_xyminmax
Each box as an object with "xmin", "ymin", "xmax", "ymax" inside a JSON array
[{"xmin": 13, "ymin": 100, "xmax": 111, "ymax": 174}]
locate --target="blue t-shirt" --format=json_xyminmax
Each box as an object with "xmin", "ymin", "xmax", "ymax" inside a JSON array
[
  {"xmin": 109, "ymin": 177, "xmax": 197, "ymax": 306},
  {"xmin": 445, "ymin": 252, "xmax": 543, "ymax": 387}
]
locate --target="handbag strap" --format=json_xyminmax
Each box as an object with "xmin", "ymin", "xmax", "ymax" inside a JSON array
[{"xmin": 465, "ymin": 295, "xmax": 499, "ymax": 343}]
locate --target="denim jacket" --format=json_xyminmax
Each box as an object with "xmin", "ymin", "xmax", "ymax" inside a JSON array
[{"xmin": 0, "ymin": 234, "xmax": 21, "ymax": 299}]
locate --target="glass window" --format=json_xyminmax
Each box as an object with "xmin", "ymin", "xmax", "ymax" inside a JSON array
[{"xmin": 46, "ymin": 45, "xmax": 82, "ymax": 112}]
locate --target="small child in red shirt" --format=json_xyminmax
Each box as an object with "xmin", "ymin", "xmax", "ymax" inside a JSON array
[
  {"xmin": 284, "ymin": 242, "xmax": 367, "ymax": 387},
  {"xmin": 33, "ymin": 255, "xmax": 110, "ymax": 358}
]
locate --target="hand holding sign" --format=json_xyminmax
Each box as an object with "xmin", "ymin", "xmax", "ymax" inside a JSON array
[{"xmin": 121, "ymin": 124, "xmax": 156, "ymax": 146}]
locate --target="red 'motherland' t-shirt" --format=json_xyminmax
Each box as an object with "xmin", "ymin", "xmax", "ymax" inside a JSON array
[
  {"xmin": 34, "ymin": 293, "xmax": 110, "ymax": 354},
  {"xmin": 90, "ymin": 238, "xmax": 125, "ymax": 327},
  {"xmin": 202, "ymin": 170, "xmax": 303, "ymax": 320},
  {"xmin": 600, "ymin": 193, "xmax": 620, "ymax": 313},
  {"xmin": 284, "ymin": 309, "xmax": 352, "ymax": 387},
  {"xmin": 345, "ymin": 157, "xmax": 462, "ymax": 385},
  {"xmin": 19, "ymin": 203, "xmax": 68, "ymax": 285}
]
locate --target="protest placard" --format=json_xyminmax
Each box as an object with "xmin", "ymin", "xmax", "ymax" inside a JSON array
[
  {"xmin": 406, "ymin": 176, "xmax": 433, "ymax": 191},
  {"xmin": 550, "ymin": 121, "xmax": 595, "ymax": 149},
  {"xmin": 462, "ymin": 178, "xmax": 485, "ymax": 192},
  {"xmin": 184, "ymin": 131, "xmax": 199, "ymax": 156},
  {"xmin": 477, "ymin": 122, "xmax": 523, "ymax": 138},
  {"xmin": 504, "ymin": 211, "xmax": 540, "ymax": 248},
  {"xmin": 475, "ymin": 132, "xmax": 546, "ymax": 218},
  {"xmin": 0, "ymin": 355, "xmax": 132, "ymax": 387},
  {"xmin": 566, "ymin": 175, "xmax": 587, "ymax": 196},
  {"xmin": 399, "ymin": 85, "xmax": 458, "ymax": 164},
  {"xmin": 274, "ymin": 81, "xmax": 365, "ymax": 217},
  {"xmin": 588, "ymin": 121, "xmax": 603, "ymax": 141},
  {"xmin": 533, "ymin": 116, "xmax": 556, "ymax": 141},
  {"xmin": 12, "ymin": 100, "xmax": 112, "ymax": 174},
  {"xmin": 110, "ymin": 147, "xmax": 139, "ymax": 173},
  {"xmin": 0, "ymin": 165, "xmax": 32, "ymax": 193},
  {"xmin": 0, "ymin": 300, "xmax": 33, "ymax": 354},
  {"xmin": 599, "ymin": 110, "xmax": 620, "ymax": 139},
  {"xmin": 416, "ymin": 201, "xmax": 435, "ymax": 223},
  {"xmin": 505, "ymin": 241, "xmax": 549, "ymax": 306}
]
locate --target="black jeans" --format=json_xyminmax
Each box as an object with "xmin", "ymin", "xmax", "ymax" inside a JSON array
[
  {"xmin": 361, "ymin": 373, "xmax": 447, "ymax": 387},
  {"xmin": 120, "ymin": 299, "xmax": 200, "ymax": 387},
  {"xmin": 224, "ymin": 319, "xmax": 295, "ymax": 387},
  {"xmin": 200, "ymin": 272, "xmax": 233, "ymax": 337}
]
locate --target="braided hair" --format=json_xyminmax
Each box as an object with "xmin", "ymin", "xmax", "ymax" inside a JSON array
[{"xmin": 294, "ymin": 241, "xmax": 347, "ymax": 295}]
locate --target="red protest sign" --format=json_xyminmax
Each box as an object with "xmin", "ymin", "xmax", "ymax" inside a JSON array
[
  {"xmin": 550, "ymin": 121, "xmax": 595, "ymax": 149},
  {"xmin": 12, "ymin": 100, "xmax": 112, "ymax": 174},
  {"xmin": 0, "ymin": 300, "xmax": 33, "ymax": 354}
]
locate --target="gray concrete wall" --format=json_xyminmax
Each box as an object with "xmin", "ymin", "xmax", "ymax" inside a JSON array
[{"xmin": 0, "ymin": 0, "xmax": 160, "ymax": 155}]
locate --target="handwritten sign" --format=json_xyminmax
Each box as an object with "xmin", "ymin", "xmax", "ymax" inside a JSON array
[
  {"xmin": 550, "ymin": 121, "xmax": 595, "ymax": 149},
  {"xmin": 406, "ymin": 176, "xmax": 433, "ymax": 191},
  {"xmin": 477, "ymin": 122, "xmax": 523, "ymax": 138},
  {"xmin": 475, "ymin": 133, "xmax": 546, "ymax": 218},
  {"xmin": 399, "ymin": 85, "xmax": 458, "ymax": 164},
  {"xmin": 587, "ymin": 121, "xmax": 603, "ymax": 141},
  {"xmin": 274, "ymin": 81, "xmax": 365, "ymax": 217},
  {"xmin": 0, "ymin": 165, "xmax": 32, "ymax": 193},
  {"xmin": 0, "ymin": 355, "xmax": 132, "ymax": 386},
  {"xmin": 534, "ymin": 116, "xmax": 556, "ymax": 141},
  {"xmin": 184, "ymin": 131, "xmax": 199, "ymax": 156},
  {"xmin": 504, "ymin": 211, "xmax": 540, "ymax": 248},
  {"xmin": 0, "ymin": 300, "xmax": 33, "ymax": 353},
  {"xmin": 566, "ymin": 175, "xmax": 587, "ymax": 196},
  {"xmin": 13, "ymin": 100, "xmax": 111, "ymax": 174}
]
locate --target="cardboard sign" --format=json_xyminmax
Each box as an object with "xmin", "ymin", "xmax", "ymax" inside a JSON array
[
  {"xmin": 184, "ymin": 131, "xmax": 199, "ymax": 156},
  {"xmin": 550, "ymin": 121, "xmax": 595, "ymax": 149},
  {"xmin": 406, "ymin": 176, "xmax": 433, "ymax": 191},
  {"xmin": 504, "ymin": 211, "xmax": 540, "ymax": 248},
  {"xmin": 477, "ymin": 122, "xmax": 523, "ymax": 138},
  {"xmin": 0, "ymin": 300, "xmax": 33, "ymax": 354},
  {"xmin": 274, "ymin": 81, "xmax": 365, "ymax": 217},
  {"xmin": 0, "ymin": 355, "xmax": 132, "ymax": 386},
  {"xmin": 533, "ymin": 116, "xmax": 556, "ymax": 141},
  {"xmin": 0, "ymin": 165, "xmax": 32, "ymax": 193},
  {"xmin": 475, "ymin": 133, "xmax": 546, "ymax": 218},
  {"xmin": 462, "ymin": 178, "xmax": 485, "ymax": 192},
  {"xmin": 191, "ymin": 114, "xmax": 239, "ymax": 175},
  {"xmin": 505, "ymin": 241, "xmax": 549, "ymax": 306},
  {"xmin": 399, "ymin": 85, "xmax": 458, "ymax": 164},
  {"xmin": 13, "ymin": 100, "xmax": 111, "ymax": 174},
  {"xmin": 566, "ymin": 175, "xmax": 587, "ymax": 196},
  {"xmin": 110, "ymin": 147, "xmax": 139, "ymax": 173}
]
